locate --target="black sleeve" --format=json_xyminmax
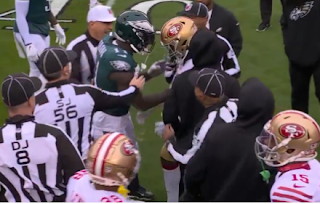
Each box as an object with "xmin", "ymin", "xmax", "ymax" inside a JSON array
[
  {"xmin": 162, "ymin": 80, "xmax": 180, "ymax": 133},
  {"xmin": 185, "ymin": 135, "xmax": 212, "ymax": 197},
  {"xmin": 89, "ymin": 85, "xmax": 139, "ymax": 111},
  {"xmin": 56, "ymin": 129, "xmax": 85, "ymax": 183},
  {"xmin": 227, "ymin": 14, "xmax": 243, "ymax": 57}
]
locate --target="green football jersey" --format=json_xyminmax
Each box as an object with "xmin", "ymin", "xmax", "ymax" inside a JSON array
[
  {"xmin": 95, "ymin": 34, "xmax": 137, "ymax": 116},
  {"xmin": 13, "ymin": 0, "xmax": 51, "ymax": 37}
]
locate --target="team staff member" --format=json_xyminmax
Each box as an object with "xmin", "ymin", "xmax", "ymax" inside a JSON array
[
  {"xmin": 34, "ymin": 46, "xmax": 144, "ymax": 161},
  {"xmin": 67, "ymin": 5, "xmax": 116, "ymax": 84},
  {"xmin": 183, "ymin": 77, "xmax": 274, "ymax": 201},
  {"xmin": 195, "ymin": 0, "xmax": 242, "ymax": 56},
  {"xmin": 159, "ymin": 18, "xmax": 241, "ymax": 201},
  {"xmin": 281, "ymin": 0, "xmax": 320, "ymax": 114},
  {"xmin": 163, "ymin": 68, "xmax": 238, "ymax": 165},
  {"xmin": 177, "ymin": 2, "xmax": 241, "ymax": 78},
  {"xmin": 0, "ymin": 73, "xmax": 84, "ymax": 202}
]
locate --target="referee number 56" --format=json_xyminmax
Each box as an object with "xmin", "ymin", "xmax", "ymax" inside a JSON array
[{"xmin": 54, "ymin": 99, "xmax": 78, "ymax": 123}]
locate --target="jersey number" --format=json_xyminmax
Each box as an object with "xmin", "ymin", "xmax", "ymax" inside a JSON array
[
  {"xmin": 12, "ymin": 141, "xmax": 30, "ymax": 165},
  {"xmin": 54, "ymin": 99, "xmax": 78, "ymax": 123},
  {"xmin": 101, "ymin": 195, "xmax": 122, "ymax": 202},
  {"xmin": 292, "ymin": 174, "xmax": 309, "ymax": 184},
  {"xmin": 45, "ymin": 0, "xmax": 51, "ymax": 11}
]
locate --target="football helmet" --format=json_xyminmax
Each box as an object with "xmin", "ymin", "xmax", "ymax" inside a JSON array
[
  {"xmin": 160, "ymin": 16, "xmax": 197, "ymax": 63},
  {"xmin": 86, "ymin": 132, "xmax": 140, "ymax": 187},
  {"xmin": 255, "ymin": 110, "xmax": 320, "ymax": 167},
  {"xmin": 114, "ymin": 10, "xmax": 155, "ymax": 55}
]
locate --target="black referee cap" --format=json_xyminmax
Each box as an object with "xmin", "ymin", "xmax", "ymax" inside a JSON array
[
  {"xmin": 189, "ymin": 68, "xmax": 225, "ymax": 98},
  {"xmin": 38, "ymin": 46, "xmax": 77, "ymax": 75},
  {"xmin": 1, "ymin": 73, "xmax": 42, "ymax": 106},
  {"xmin": 177, "ymin": 2, "xmax": 208, "ymax": 18}
]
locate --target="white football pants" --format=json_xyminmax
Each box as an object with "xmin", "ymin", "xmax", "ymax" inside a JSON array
[
  {"xmin": 14, "ymin": 32, "xmax": 49, "ymax": 84},
  {"xmin": 91, "ymin": 112, "xmax": 138, "ymax": 149}
]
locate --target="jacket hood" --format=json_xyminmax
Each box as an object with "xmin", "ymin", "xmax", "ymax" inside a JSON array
[
  {"xmin": 237, "ymin": 78, "xmax": 275, "ymax": 131},
  {"xmin": 189, "ymin": 29, "xmax": 223, "ymax": 68}
]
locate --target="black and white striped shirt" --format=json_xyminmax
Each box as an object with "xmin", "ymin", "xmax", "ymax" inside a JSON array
[
  {"xmin": 34, "ymin": 80, "xmax": 139, "ymax": 160},
  {"xmin": 168, "ymin": 98, "xmax": 238, "ymax": 164},
  {"xmin": 0, "ymin": 115, "xmax": 84, "ymax": 202},
  {"xmin": 66, "ymin": 31, "xmax": 99, "ymax": 84}
]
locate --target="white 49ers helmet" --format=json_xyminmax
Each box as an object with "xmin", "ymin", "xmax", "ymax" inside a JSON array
[
  {"xmin": 86, "ymin": 132, "xmax": 140, "ymax": 187},
  {"xmin": 255, "ymin": 110, "xmax": 320, "ymax": 167}
]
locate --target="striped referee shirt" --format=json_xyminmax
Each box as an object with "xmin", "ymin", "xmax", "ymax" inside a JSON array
[
  {"xmin": 34, "ymin": 80, "xmax": 139, "ymax": 160},
  {"xmin": 0, "ymin": 115, "xmax": 84, "ymax": 202},
  {"xmin": 66, "ymin": 31, "xmax": 99, "ymax": 84},
  {"xmin": 167, "ymin": 98, "xmax": 238, "ymax": 164}
]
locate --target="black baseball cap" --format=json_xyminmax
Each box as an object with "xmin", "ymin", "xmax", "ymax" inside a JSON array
[
  {"xmin": 1, "ymin": 73, "xmax": 42, "ymax": 106},
  {"xmin": 177, "ymin": 2, "xmax": 209, "ymax": 18},
  {"xmin": 38, "ymin": 46, "xmax": 77, "ymax": 75},
  {"xmin": 189, "ymin": 68, "xmax": 225, "ymax": 97}
]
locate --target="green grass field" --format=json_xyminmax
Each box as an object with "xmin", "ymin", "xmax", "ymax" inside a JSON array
[{"xmin": 0, "ymin": 0, "xmax": 320, "ymax": 201}]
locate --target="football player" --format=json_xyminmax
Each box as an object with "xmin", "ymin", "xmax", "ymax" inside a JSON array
[
  {"xmin": 66, "ymin": 132, "xmax": 140, "ymax": 202},
  {"xmin": 255, "ymin": 110, "xmax": 320, "ymax": 202},
  {"xmin": 14, "ymin": 0, "xmax": 66, "ymax": 80},
  {"xmin": 92, "ymin": 10, "xmax": 169, "ymax": 200}
]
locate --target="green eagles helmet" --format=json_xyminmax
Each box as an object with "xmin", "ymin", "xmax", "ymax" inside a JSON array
[{"xmin": 115, "ymin": 10, "xmax": 155, "ymax": 55}]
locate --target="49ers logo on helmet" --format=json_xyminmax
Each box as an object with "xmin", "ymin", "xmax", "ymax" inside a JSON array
[
  {"xmin": 122, "ymin": 140, "xmax": 135, "ymax": 156},
  {"xmin": 167, "ymin": 23, "xmax": 182, "ymax": 38},
  {"xmin": 279, "ymin": 123, "xmax": 306, "ymax": 139}
]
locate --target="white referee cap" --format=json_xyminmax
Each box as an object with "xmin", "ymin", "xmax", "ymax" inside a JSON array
[{"xmin": 87, "ymin": 5, "xmax": 116, "ymax": 23}]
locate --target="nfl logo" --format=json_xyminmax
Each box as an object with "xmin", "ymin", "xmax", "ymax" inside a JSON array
[
  {"xmin": 185, "ymin": 4, "xmax": 192, "ymax": 11},
  {"xmin": 108, "ymin": 9, "xmax": 112, "ymax": 14}
]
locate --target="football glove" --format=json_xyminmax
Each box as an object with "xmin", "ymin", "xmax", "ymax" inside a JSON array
[
  {"xmin": 136, "ymin": 108, "xmax": 154, "ymax": 124},
  {"xmin": 25, "ymin": 43, "xmax": 39, "ymax": 62},
  {"xmin": 53, "ymin": 24, "xmax": 66, "ymax": 45},
  {"xmin": 89, "ymin": 0, "xmax": 102, "ymax": 8},
  {"xmin": 155, "ymin": 121, "xmax": 165, "ymax": 137}
]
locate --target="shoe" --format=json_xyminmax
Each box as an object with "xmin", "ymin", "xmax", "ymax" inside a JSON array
[
  {"xmin": 256, "ymin": 23, "xmax": 271, "ymax": 32},
  {"xmin": 128, "ymin": 186, "xmax": 155, "ymax": 201}
]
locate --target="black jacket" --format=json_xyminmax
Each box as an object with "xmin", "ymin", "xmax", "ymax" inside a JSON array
[
  {"xmin": 208, "ymin": 3, "xmax": 243, "ymax": 56},
  {"xmin": 190, "ymin": 29, "xmax": 241, "ymax": 93},
  {"xmin": 184, "ymin": 77, "xmax": 275, "ymax": 201},
  {"xmin": 281, "ymin": 0, "xmax": 320, "ymax": 66}
]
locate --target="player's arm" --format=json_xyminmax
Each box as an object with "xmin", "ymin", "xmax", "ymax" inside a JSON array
[
  {"xmin": 221, "ymin": 39, "xmax": 241, "ymax": 78},
  {"xmin": 88, "ymin": 85, "xmax": 140, "ymax": 111},
  {"xmin": 227, "ymin": 14, "xmax": 243, "ymax": 57},
  {"xmin": 55, "ymin": 127, "xmax": 85, "ymax": 184},
  {"xmin": 110, "ymin": 72, "xmax": 170, "ymax": 111},
  {"xmin": 49, "ymin": 12, "xmax": 58, "ymax": 26},
  {"xmin": 15, "ymin": 0, "xmax": 32, "ymax": 45}
]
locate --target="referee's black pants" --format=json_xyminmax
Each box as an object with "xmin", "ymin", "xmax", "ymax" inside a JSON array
[
  {"xmin": 289, "ymin": 59, "xmax": 320, "ymax": 114},
  {"xmin": 260, "ymin": 0, "xmax": 272, "ymax": 24}
]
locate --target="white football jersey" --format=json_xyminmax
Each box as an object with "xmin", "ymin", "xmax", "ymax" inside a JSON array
[
  {"xmin": 270, "ymin": 159, "xmax": 320, "ymax": 202},
  {"xmin": 66, "ymin": 169, "xmax": 128, "ymax": 202}
]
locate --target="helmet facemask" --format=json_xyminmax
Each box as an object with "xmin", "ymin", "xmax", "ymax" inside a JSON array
[
  {"xmin": 255, "ymin": 120, "xmax": 318, "ymax": 167},
  {"xmin": 161, "ymin": 39, "xmax": 188, "ymax": 64}
]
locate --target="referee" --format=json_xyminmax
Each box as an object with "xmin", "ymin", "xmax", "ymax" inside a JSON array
[
  {"xmin": 0, "ymin": 73, "xmax": 84, "ymax": 202},
  {"xmin": 66, "ymin": 5, "xmax": 116, "ymax": 84},
  {"xmin": 34, "ymin": 46, "xmax": 144, "ymax": 161}
]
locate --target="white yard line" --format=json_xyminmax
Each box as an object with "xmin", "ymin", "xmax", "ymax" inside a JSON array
[{"xmin": 106, "ymin": 0, "xmax": 116, "ymax": 7}]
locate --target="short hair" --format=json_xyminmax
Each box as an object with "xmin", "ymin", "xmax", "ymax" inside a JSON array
[{"xmin": 43, "ymin": 71, "xmax": 62, "ymax": 81}]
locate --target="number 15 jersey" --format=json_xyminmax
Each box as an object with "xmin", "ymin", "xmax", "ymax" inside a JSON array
[{"xmin": 270, "ymin": 159, "xmax": 320, "ymax": 202}]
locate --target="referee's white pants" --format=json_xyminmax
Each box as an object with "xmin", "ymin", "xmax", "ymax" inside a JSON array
[
  {"xmin": 13, "ymin": 32, "xmax": 49, "ymax": 84},
  {"xmin": 91, "ymin": 111, "xmax": 138, "ymax": 149}
]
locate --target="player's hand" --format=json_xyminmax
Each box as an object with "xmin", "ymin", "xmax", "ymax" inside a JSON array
[
  {"xmin": 147, "ymin": 60, "xmax": 165, "ymax": 78},
  {"xmin": 53, "ymin": 24, "xmax": 66, "ymax": 45},
  {"xmin": 136, "ymin": 108, "xmax": 154, "ymax": 124},
  {"xmin": 25, "ymin": 43, "xmax": 39, "ymax": 62},
  {"xmin": 162, "ymin": 124, "xmax": 175, "ymax": 141},
  {"xmin": 155, "ymin": 121, "xmax": 165, "ymax": 137},
  {"xmin": 129, "ymin": 75, "xmax": 145, "ymax": 91}
]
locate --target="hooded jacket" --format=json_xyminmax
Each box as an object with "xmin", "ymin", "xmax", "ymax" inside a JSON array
[
  {"xmin": 184, "ymin": 77, "xmax": 275, "ymax": 202},
  {"xmin": 188, "ymin": 29, "xmax": 241, "ymax": 98}
]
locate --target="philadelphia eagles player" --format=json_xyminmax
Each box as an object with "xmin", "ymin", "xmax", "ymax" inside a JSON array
[
  {"xmin": 93, "ymin": 10, "xmax": 169, "ymax": 201},
  {"xmin": 14, "ymin": 0, "xmax": 66, "ymax": 79}
]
